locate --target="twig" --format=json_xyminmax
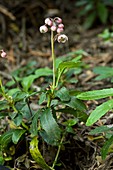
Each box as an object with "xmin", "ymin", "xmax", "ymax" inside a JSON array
[{"xmin": 0, "ymin": 5, "xmax": 16, "ymax": 20}]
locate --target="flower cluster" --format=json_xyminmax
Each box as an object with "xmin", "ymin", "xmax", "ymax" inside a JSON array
[
  {"xmin": 0, "ymin": 50, "xmax": 7, "ymax": 58},
  {"xmin": 39, "ymin": 17, "xmax": 68, "ymax": 43}
]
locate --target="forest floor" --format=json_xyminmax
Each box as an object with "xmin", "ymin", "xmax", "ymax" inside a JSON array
[{"xmin": 0, "ymin": 1, "xmax": 113, "ymax": 170}]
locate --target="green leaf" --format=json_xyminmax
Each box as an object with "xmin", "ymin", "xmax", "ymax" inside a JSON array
[
  {"xmin": 0, "ymin": 100, "xmax": 9, "ymax": 111},
  {"xmin": 67, "ymin": 96, "xmax": 87, "ymax": 112},
  {"xmin": 57, "ymin": 107, "xmax": 88, "ymax": 122},
  {"xmin": 101, "ymin": 135, "xmax": 113, "ymax": 160},
  {"xmin": 39, "ymin": 92, "xmax": 47, "ymax": 105},
  {"xmin": 0, "ymin": 130, "xmax": 14, "ymax": 148},
  {"xmin": 40, "ymin": 108, "xmax": 61, "ymax": 145},
  {"xmin": 98, "ymin": 29, "xmax": 111, "ymax": 40},
  {"xmin": 89, "ymin": 126, "xmax": 112, "ymax": 135},
  {"xmin": 0, "ymin": 156, "xmax": 4, "ymax": 165},
  {"xmin": 76, "ymin": 88, "xmax": 113, "ymax": 100},
  {"xmin": 7, "ymin": 88, "xmax": 21, "ymax": 96},
  {"xmin": 0, "ymin": 112, "xmax": 8, "ymax": 119},
  {"xmin": 97, "ymin": 2, "xmax": 108, "ymax": 24},
  {"xmin": 14, "ymin": 114, "xmax": 23, "ymax": 126},
  {"xmin": 30, "ymin": 111, "xmax": 40, "ymax": 136},
  {"xmin": 56, "ymin": 61, "xmax": 80, "ymax": 86},
  {"xmin": 55, "ymin": 87, "xmax": 70, "ymax": 102},
  {"xmin": 21, "ymin": 68, "xmax": 52, "ymax": 91},
  {"xmin": 35, "ymin": 68, "xmax": 52, "ymax": 77},
  {"xmin": 83, "ymin": 12, "xmax": 96, "ymax": 29},
  {"xmin": 93, "ymin": 66, "xmax": 113, "ymax": 81},
  {"xmin": 13, "ymin": 91, "xmax": 28, "ymax": 101},
  {"xmin": 21, "ymin": 75, "xmax": 36, "ymax": 91},
  {"xmin": 86, "ymin": 99, "xmax": 113, "ymax": 126},
  {"xmin": 30, "ymin": 137, "xmax": 52, "ymax": 170},
  {"xmin": 63, "ymin": 118, "xmax": 78, "ymax": 127},
  {"xmin": 12, "ymin": 129, "xmax": 26, "ymax": 144}
]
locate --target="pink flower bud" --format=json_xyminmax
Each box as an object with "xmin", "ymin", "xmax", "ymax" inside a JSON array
[
  {"xmin": 39, "ymin": 25, "xmax": 48, "ymax": 33},
  {"xmin": 45, "ymin": 18, "xmax": 53, "ymax": 26},
  {"xmin": 57, "ymin": 34, "xmax": 68, "ymax": 43},
  {"xmin": 0, "ymin": 50, "xmax": 7, "ymax": 58},
  {"xmin": 51, "ymin": 25, "xmax": 57, "ymax": 31},
  {"xmin": 55, "ymin": 17, "xmax": 62, "ymax": 24},
  {"xmin": 58, "ymin": 23, "xmax": 64, "ymax": 28},
  {"xmin": 57, "ymin": 28, "xmax": 64, "ymax": 33}
]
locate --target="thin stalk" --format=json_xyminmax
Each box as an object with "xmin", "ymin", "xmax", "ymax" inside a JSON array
[
  {"xmin": 26, "ymin": 98, "xmax": 32, "ymax": 117},
  {"xmin": 47, "ymin": 94, "xmax": 51, "ymax": 107},
  {"xmin": 51, "ymin": 30, "xmax": 56, "ymax": 93},
  {"xmin": 52, "ymin": 134, "xmax": 64, "ymax": 169}
]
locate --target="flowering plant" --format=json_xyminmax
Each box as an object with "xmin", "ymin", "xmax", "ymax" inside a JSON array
[{"xmin": 0, "ymin": 17, "xmax": 87, "ymax": 169}]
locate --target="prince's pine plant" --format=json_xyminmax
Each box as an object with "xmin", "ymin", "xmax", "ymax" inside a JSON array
[{"xmin": 0, "ymin": 17, "xmax": 88, "ymax": 169}]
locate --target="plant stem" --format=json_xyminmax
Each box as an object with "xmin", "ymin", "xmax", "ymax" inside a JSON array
[
  {"xmin": 51, "ymin": 30, "xmax": 56, "ymax": 93},
  {"xmin": 52, "ymin": 134, "xmax": 64, "ymax": 169}
]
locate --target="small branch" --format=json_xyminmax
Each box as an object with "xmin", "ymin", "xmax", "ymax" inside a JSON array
[
  {"xmin": 52, "ymin": 134, "xmax": 65, "ymax": 169},
  {"xmin": 0, "ymin": 5, "xmax": 16, "ymax": 20}
]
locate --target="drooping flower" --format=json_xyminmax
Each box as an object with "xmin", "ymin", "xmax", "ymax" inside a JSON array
[
  {"xmin": 45, "ymin": 18, "xmax": 53, "ymax": 26},
  {"xmin": 39, "ymin": 25, "xmax": 48, "ymax": 33},
  {"xmin": 0, "ymin": 50, "xmax": 7, "ymax": 58},
  {"xmin": 54, "ymin": 17, "xmax": 62, "ymax": 24},
  {"xmin": 51, "ymin": 25, "xmax": 57, "ymax": 31},
  {"xmin": 57, "ymin": 34, "xmax": 68, "ymax": 43},
  {"xmin": 40, "ymin": 17, "xmax": 68, "ymax": 43},
  {"xmin": 57, "ymin": 28, "xmax": 64, "ymax": 33},
  {"xmin": 58, "ymin": 24, "xmax": 64, "ymax": 28}
]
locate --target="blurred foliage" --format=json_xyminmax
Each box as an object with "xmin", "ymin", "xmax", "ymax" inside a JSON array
[{"xmin": 76, "ymin": 0, "xmax": 113, "ymax": 29}]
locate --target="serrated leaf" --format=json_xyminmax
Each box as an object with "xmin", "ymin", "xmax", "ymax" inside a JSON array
[
  {"xmin": 40, "ymin": 108, "xmax": 61, "ymax": 145},
  {"xmin": 89, "ymin": 126, "xmax": 112, "ymax": 135},
  {"xmin": 0, "ymin": 130, "xmax": 14, "ymax": 148},
  {"xmin": 101, "ymin": 135, "xmax": 113, "ymax": 160},
  {"xmin": 30, "ymin": 137, "xmax": 52, "ymax": 170},
  {"xmin": 66, "ymin": 96, "xmax": 86, "ymax": 112},
  {"xmin": 30, "ymin": 111, "xmax": 40, "ymax": 136},
  {"xmin": 86, "ymin": 99, "xmax": 113, "ymax": 126},
  {"xmin": 97, "ymin": 2, "xmax": 108, "ymax": 23},
  {"xmin": 76, "ymin": 88, "xmax": 113, "ymax": 100},
  {"xmin": 39, "ymin": 92, "xmax": 46, "ymax": 105},
  {"xmin": 55, "ymin": 87, "xmax": 70, "ymax": 102},
  {"xmin": 14, "ymin": 114, "xmax": 23, "ymax": 126},
  {"xmin": 57, "ymin": 107, "xmax": 88, "ymax": 122},
  {"xmin": 12, "ymin": 129, "xmax": 26, "ymax": 144}
]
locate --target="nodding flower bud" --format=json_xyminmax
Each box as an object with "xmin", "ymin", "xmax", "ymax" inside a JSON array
[
  {"xmin": 51, "ymin": 25, "xmax": 57, "ymax": 31},
  {"xmin": 0, "ymin": 50, "xmax": 7, "ymax": 58},
  {"xmin": 58, "ymin": 24, "xmax": 64, "ymax": 28},
  {"xmin": 45, "ymin": 18, "xmax": 53, "ymax": 26},
  {"xmin": 57, "ymin": 28, "xmax": 64, "ymax": 33},
  {"xmin": 55, "ymin": 17, "xmax": 62, "ymax": 24},
  {"xmin": 39, "ymin": 25, "xmax": 48, "ymax": 33},
  {"xmin": 57, "ymin": 34, "xmax": 68, "ymax": 43}
]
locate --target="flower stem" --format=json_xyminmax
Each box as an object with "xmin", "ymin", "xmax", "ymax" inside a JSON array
[
  {"xmin": 51, "ymin": 30, "xmax": 56, "ymax": 93},
  {"xmin": 52, "ymin": 134, "xmax": 64, "ymax": 169}
]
